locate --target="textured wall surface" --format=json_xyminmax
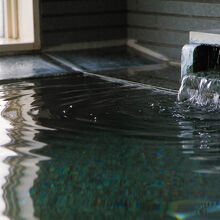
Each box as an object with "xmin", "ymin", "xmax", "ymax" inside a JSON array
[
  {"xmin": 127, "ymin": 0, "xmax": 220, "ymax": 60},
  {"xmin": 41, "ymin": 0, "xmax": 126, "ymax": 47},
  {"xmin": 40, "ymin": 0, "xmax": 220, "ymax": 61}
]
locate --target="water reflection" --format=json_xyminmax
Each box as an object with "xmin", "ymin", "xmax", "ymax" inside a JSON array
[
  {"xmin": 25, "ymin": 75, "xmax": 220, "ymax": 220},
  {"xmin": 0, "ymin": 87, "xmax": 16, "ymax": 220},
  {"xmin": 2, "ymin": 74, "xmax": 220, "ymax": 219},
  {"xmin": 0, "ymin": 83, "xmax": 50, "ymax": 220},
  {"xmin": 169, "ymin": 102, "xmax": 220, "ymax": 219}
]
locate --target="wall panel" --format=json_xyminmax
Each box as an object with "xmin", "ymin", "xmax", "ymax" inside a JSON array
[
  {"xmin": 127, "ymin": 0, "xmax": 220, "ymax": 60},
  {"xmin": 41, "ymin": 0, "xmax": 126, "ymax": 47}
]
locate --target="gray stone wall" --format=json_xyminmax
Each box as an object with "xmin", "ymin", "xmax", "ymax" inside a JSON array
[
  {"xmin": 40, "ymin": 0, "xmax": 220, "ymax": 61},
  {"xmin": 41, "ymin": 0, "xmax": 127, "ymax": 47},
  {"xmin": 127, "ymin": 0, "xmax": 220, "ymax": 61}
]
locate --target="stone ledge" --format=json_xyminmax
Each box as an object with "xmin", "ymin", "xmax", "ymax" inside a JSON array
[{"xmin": 190, "ymin": 29, "xmax": 220, "ymax": 45}]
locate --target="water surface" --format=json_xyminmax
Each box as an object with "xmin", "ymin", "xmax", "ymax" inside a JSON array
[{"xmin": 0, "ymin": 73, "xmax": 220, "ymax": 219}]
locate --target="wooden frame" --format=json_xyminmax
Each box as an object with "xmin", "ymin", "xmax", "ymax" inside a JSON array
[
  {"xmin": 4, "ymin": 0, "xmax": 19, "ymax": 39},
  {"xmin": 0, "ymin": 0, "xmax": 4, "ymax": 38},
  {"xmin": 0, "ymin": 0, "xmax": 41, "ymax": 53}
]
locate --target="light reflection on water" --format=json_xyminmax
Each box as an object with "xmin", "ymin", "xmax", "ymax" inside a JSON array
[
  {"xmin": 1, "ymin": 74, "xmax": 220, "ymax": 219},
  {"xmin": 0, "ymin": 83, "xmax": 50, "ymax": 220},
  {"xmin": 0, "ymin": 87, "xmax": 16, "ymax": 220}
]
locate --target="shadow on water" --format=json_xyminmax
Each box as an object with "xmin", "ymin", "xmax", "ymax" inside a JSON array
[{"xmin": 1, "ymin": 73, "xmax": 220, "ymax": 219}]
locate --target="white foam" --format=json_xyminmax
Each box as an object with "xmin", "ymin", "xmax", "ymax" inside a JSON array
[{"xmin": 178, "ymin": 74, "xmax": 220, "ymax": 108}]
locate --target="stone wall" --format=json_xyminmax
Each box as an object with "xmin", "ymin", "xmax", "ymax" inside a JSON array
[
  {"xmin": 41, "ymin": 0, "xmax": 127, "ymax": 47},
  {"xmin": 127, "ymin": 0, "xmax": 220, "ymax": 60}
]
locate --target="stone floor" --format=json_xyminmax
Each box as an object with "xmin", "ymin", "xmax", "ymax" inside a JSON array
[
  {"xmin": 0, "ymin": 46, "xmax": 181, "ymax": 91},
  {"xmin": 0, "ymin": 54, "xmax": 69, "ymax": 80}
]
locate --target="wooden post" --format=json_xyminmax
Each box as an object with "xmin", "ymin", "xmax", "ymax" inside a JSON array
[
  {"xmin": 11, "ymin": 0, "xmax": 18, "ymax": 39},
  {"xmin": 0, "ymin": 0, "xmax": 4, "ymax": 37},
  {"xmin": 3, "ymin": 0, "xmax": 18, "ymax": 39}
]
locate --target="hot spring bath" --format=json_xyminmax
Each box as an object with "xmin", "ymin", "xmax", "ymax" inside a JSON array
[{"xmin": 0, "ymin": 71, "xmax": 219, "ymax": 219}]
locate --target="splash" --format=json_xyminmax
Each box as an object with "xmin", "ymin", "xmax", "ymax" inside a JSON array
[{"xmin": 178, "ymin": 72, "xmax": 220, "ymax": 108}]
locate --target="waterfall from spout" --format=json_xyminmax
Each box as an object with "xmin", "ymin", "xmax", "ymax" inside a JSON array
[{"xmin": 178, "ymin": 72, "xmax": 220, "ymax": 107}]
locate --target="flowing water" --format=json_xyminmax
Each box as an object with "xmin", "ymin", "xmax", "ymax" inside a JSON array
[
  {"xmin": 0, "ymin": 72, "xmax": 220, "ymax": 219},
  {"xmin": 178, "ymin": 72, "xmax": 220, "ymax": 108}
]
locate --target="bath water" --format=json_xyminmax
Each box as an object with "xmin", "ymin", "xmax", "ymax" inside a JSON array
[{"xmin": 0, "ymin": 73, "xmax": 220, "ymax": 219}]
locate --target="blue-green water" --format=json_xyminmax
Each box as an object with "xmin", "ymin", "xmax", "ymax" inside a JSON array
[{"xmin": 1, "ymin": 73, "xmax": 220, "ymax": 219}]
